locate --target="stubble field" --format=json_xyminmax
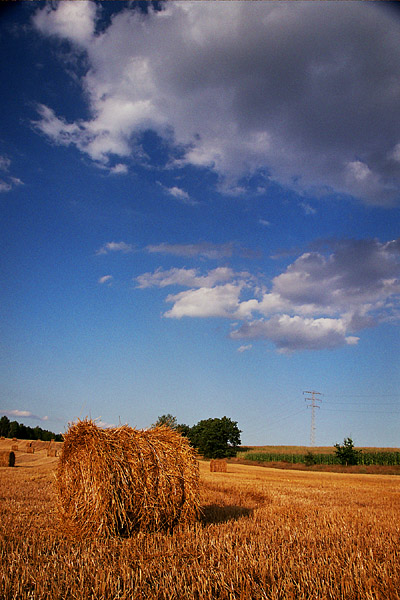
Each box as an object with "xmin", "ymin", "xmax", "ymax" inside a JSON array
[{"xmin": 1, "ymin": 442, "xmax": 399, "ymax": 600}]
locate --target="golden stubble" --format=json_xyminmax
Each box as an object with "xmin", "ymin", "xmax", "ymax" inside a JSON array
[{"xmin": 1, "ymin": 445, "xmax": 399, "ymax": 599}]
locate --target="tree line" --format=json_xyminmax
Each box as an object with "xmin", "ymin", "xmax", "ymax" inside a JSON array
[
  {"xmin": 0, "ymin": 415, "xmax": 63, "ymax": 442},
  {"xmin": 153, "ymin": 414, "xmax": 242, "ymax": 459}
]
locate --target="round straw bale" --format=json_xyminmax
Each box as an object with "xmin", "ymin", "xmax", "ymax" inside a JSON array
[
  {"xmin": 56, "ymin": 419, "xmax": 200, "ymax": 538},
  {"xmin": 0, "ymin": 450, "xmax": 15, "ymax": 467},
  {"xmin": 210, "ymin": 458, "xmax": 227, "ymax": 472}
]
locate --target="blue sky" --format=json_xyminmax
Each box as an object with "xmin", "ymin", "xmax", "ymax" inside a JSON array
[{"xmin": 1, "ymin": 1, "xmax": 399, "ymax": 446}]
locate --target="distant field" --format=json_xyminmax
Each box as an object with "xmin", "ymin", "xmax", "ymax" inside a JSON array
[
  {"xmin": 236, "ymin": 444, "xmax": 400, "ymax": 471},
  {"xmin": 240, "ymin": 444, "xmax": 400, "ymax": 454},
  {"xmin": 1, "ymin": 440, "xmax": 400, "ymax": 599}
]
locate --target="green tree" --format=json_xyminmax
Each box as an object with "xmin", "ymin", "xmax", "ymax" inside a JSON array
[
  {"xmin": 8, "ymin": 420, "xmax": 20, "ymax": 439},
  {"xmin": 176, "ymin": 423, "xmax": 191, "ymax": 438},
  {"xmin": 0, "ymin": 415, "xmax": 10, "ymax": 437},
  {"xmin": 304, "ymin": 451, "xmax": 316, "ymax": 467},
  {"xmin": 334, "ymin": 437, "xmax": 362, "ymax": 466},
  {"xmin": 152, "ymin": 414, "xmax": 178, "ymax": 429},
  {"xmin": 188, "ymin": 416, "xmax": 241, "ymax": 459}
]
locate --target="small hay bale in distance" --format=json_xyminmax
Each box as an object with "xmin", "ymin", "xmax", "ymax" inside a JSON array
[
  {"xmin": 56, "ymin": 419, "xmax": 200, "ymax": 538},
  {"xmin": 210, "ymin": 458, "xmax": 227, "ymax": 472},
  {"xmin": 26, "ymin": 442, "xmax": 34, "ymax": 453},
  {"xmin": 11, "ymin": 444, "xmax": 18, "ymax": 452},
  {"xmin": 0, "ymin": 450, "xmax": 15, "ymax": 467}
]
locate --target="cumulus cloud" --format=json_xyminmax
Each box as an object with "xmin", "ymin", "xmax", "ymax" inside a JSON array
[
  {"xmin": 33, "ymin": 0, "xmax": 97, "ymax": 46},
  {"xmin": 231, "ymin": 316, "xmax": 358, "ymax": 353},
  {"xmin": 32, "ymin": 2, "xmax": 400, "ymax": 204},
  {"xmin": 161, "ymin": 185, "xmax": 197, "ymax": 205},
  {"xmin": 165, "ymin": 283, "xmax": 243, "ymax": 319},
  {"xmin": 4, "ymin": 409, "xmax": 49, "ymax": 421},
  {"xmin": 137, "ymin": 237, "xmax": 400, "ymax": 352},
  {"xmin": 96, "ymin": 241, "xmax": 134, "ymax": 255}
]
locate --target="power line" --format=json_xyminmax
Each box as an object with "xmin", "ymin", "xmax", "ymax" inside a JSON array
[{"xmin": 303, "ymin": 390, "xmax": 323, "ymax": 447}]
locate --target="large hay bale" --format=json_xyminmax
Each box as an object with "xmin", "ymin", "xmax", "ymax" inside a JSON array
[
  {"xmin": 0, "ymin": 450, "xmax": 15, "ymax": 467},
  {"xmin": 210, "ymin": 458, "xmax": 227, "ymax": 472},
  {"xmin": 56, "ymin": 419, "xmax": 200, "ymax": 538}
]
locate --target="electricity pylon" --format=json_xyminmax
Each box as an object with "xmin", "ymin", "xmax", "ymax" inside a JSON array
[{"xmin": 303, "ymin": 391, "xmax": 323, "ymax": 446}]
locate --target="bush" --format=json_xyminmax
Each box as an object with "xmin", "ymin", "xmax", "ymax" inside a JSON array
[{"xmin": 334, "ymin": 437, "xmax": 362, "ymax": 466}]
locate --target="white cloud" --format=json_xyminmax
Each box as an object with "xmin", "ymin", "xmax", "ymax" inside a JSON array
[
  {"xmin": 110, "ymin": 163, "xmax": 128, "ymax": 175},
  {"xmin": 390, "ymin": 143, "xmax": 400, "ymax": 163},
  {"xmin": 146, "ymin": 242, "xmax": 235, "ymax": 259},
  {"xmin": 263, "ymin": 239, "xmax": 400, "ymax": 317},
  {"xmin": 96, "ymin": 241, "xmax": 134, "ymax": 255},
  {"xmin": 32, "ymin": 2, "xmax": 400, "ymax": 205},
  {"xmin": 4, "ymin": 409, "xmax": 49, "ymax": 421},
  {"xmin": 0, "ymin": 155, "xmax": 11, "ymax": 171},
  {"xmin": 237, "ymin": 344, "xmax": 252, "ymax": 353},
  {"xmin": 300, "ymin": 202, "xmax": 316, "ymax": 215},
  {"xmin": 137, "ymin": 237, "xmax": 400, "ymax": 352},
  {"xmin": 0, "ymin": 180, "xmax": 11, "ymax": 193},
  {"xmin": 163, "ymin": 185, "xmax": 197, "ymax": 205},
  {"xmin": 165, "ymin": 283, "xmax": 243, "ymax": 319},
  {"xmin": 32, "ymin": 1, "xmax": 97, "ymax": 46},
  {"xmin": 231, "ymin": 315, "xmax": 360, "ymax": 353},
  {"xmin": 98, "ymin": 275, "xmax": 113, "ymax": 285},
  {"xmin": 96, "ymin": 419, "xmax": 115, "ymax": 429},
  {"xmin": 0, "ymin": 156, "xmax": 23, "ymax": 192},
  {"xmin": 136, "ymin": 266, "xmax": 237, "ymax": 289}
]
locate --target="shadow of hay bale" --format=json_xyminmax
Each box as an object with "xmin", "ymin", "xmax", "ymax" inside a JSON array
[{"xmin": 200, "ymin": 504, "xmax": 253, "ymax": 525}]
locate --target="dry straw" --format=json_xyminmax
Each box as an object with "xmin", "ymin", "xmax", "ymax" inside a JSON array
[
  {"xmin": 26, "ymin": 442, "xmax": 34, "ymax": 454},
  {"xmin": 0, "ymin": 450, "xmax": 15, "ymax": 467},
  {"xmin": 56, "ymin": 419, "xmax": 200, "ymax": 538},
  {"xmin": 210, "ymin": 458, "xmax": 227, "ymax": 472}
]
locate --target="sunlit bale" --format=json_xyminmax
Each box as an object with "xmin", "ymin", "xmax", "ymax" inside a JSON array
[
  {"xmin": 210, "ymin": 458, "xmax": 228, "ymax": 472},
  {"xmin": 26, "ymin": 442, "xmax": 35, "ymax": 454},
  {"xmin": 0, "ymin": 450, "xmax": 15, "ymax": 467},
  {"xmin": 56, "ymin": 419, "xmax": 200, "ymax": 538}
]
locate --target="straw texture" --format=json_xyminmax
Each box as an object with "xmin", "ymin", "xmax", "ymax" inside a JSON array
[
  {"xmin": 56, "ymin": 419, "xmax": 200, "ymax": 538},
  {"xmin": 0, "ymin": 450, "xmax": 15, "ymax": 467},
  {"xmin": 26, "ymin": 442, "xmax": 34, "ymax": 454},
  {"xmin": 210, "ymin": 458, "xmax": 227, "ymax": 472}
]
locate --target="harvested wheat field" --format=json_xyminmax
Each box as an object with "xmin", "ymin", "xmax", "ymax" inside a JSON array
[{"xmin": 1, "ymin": 440, "xmax": 399, "ymax": 600}]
